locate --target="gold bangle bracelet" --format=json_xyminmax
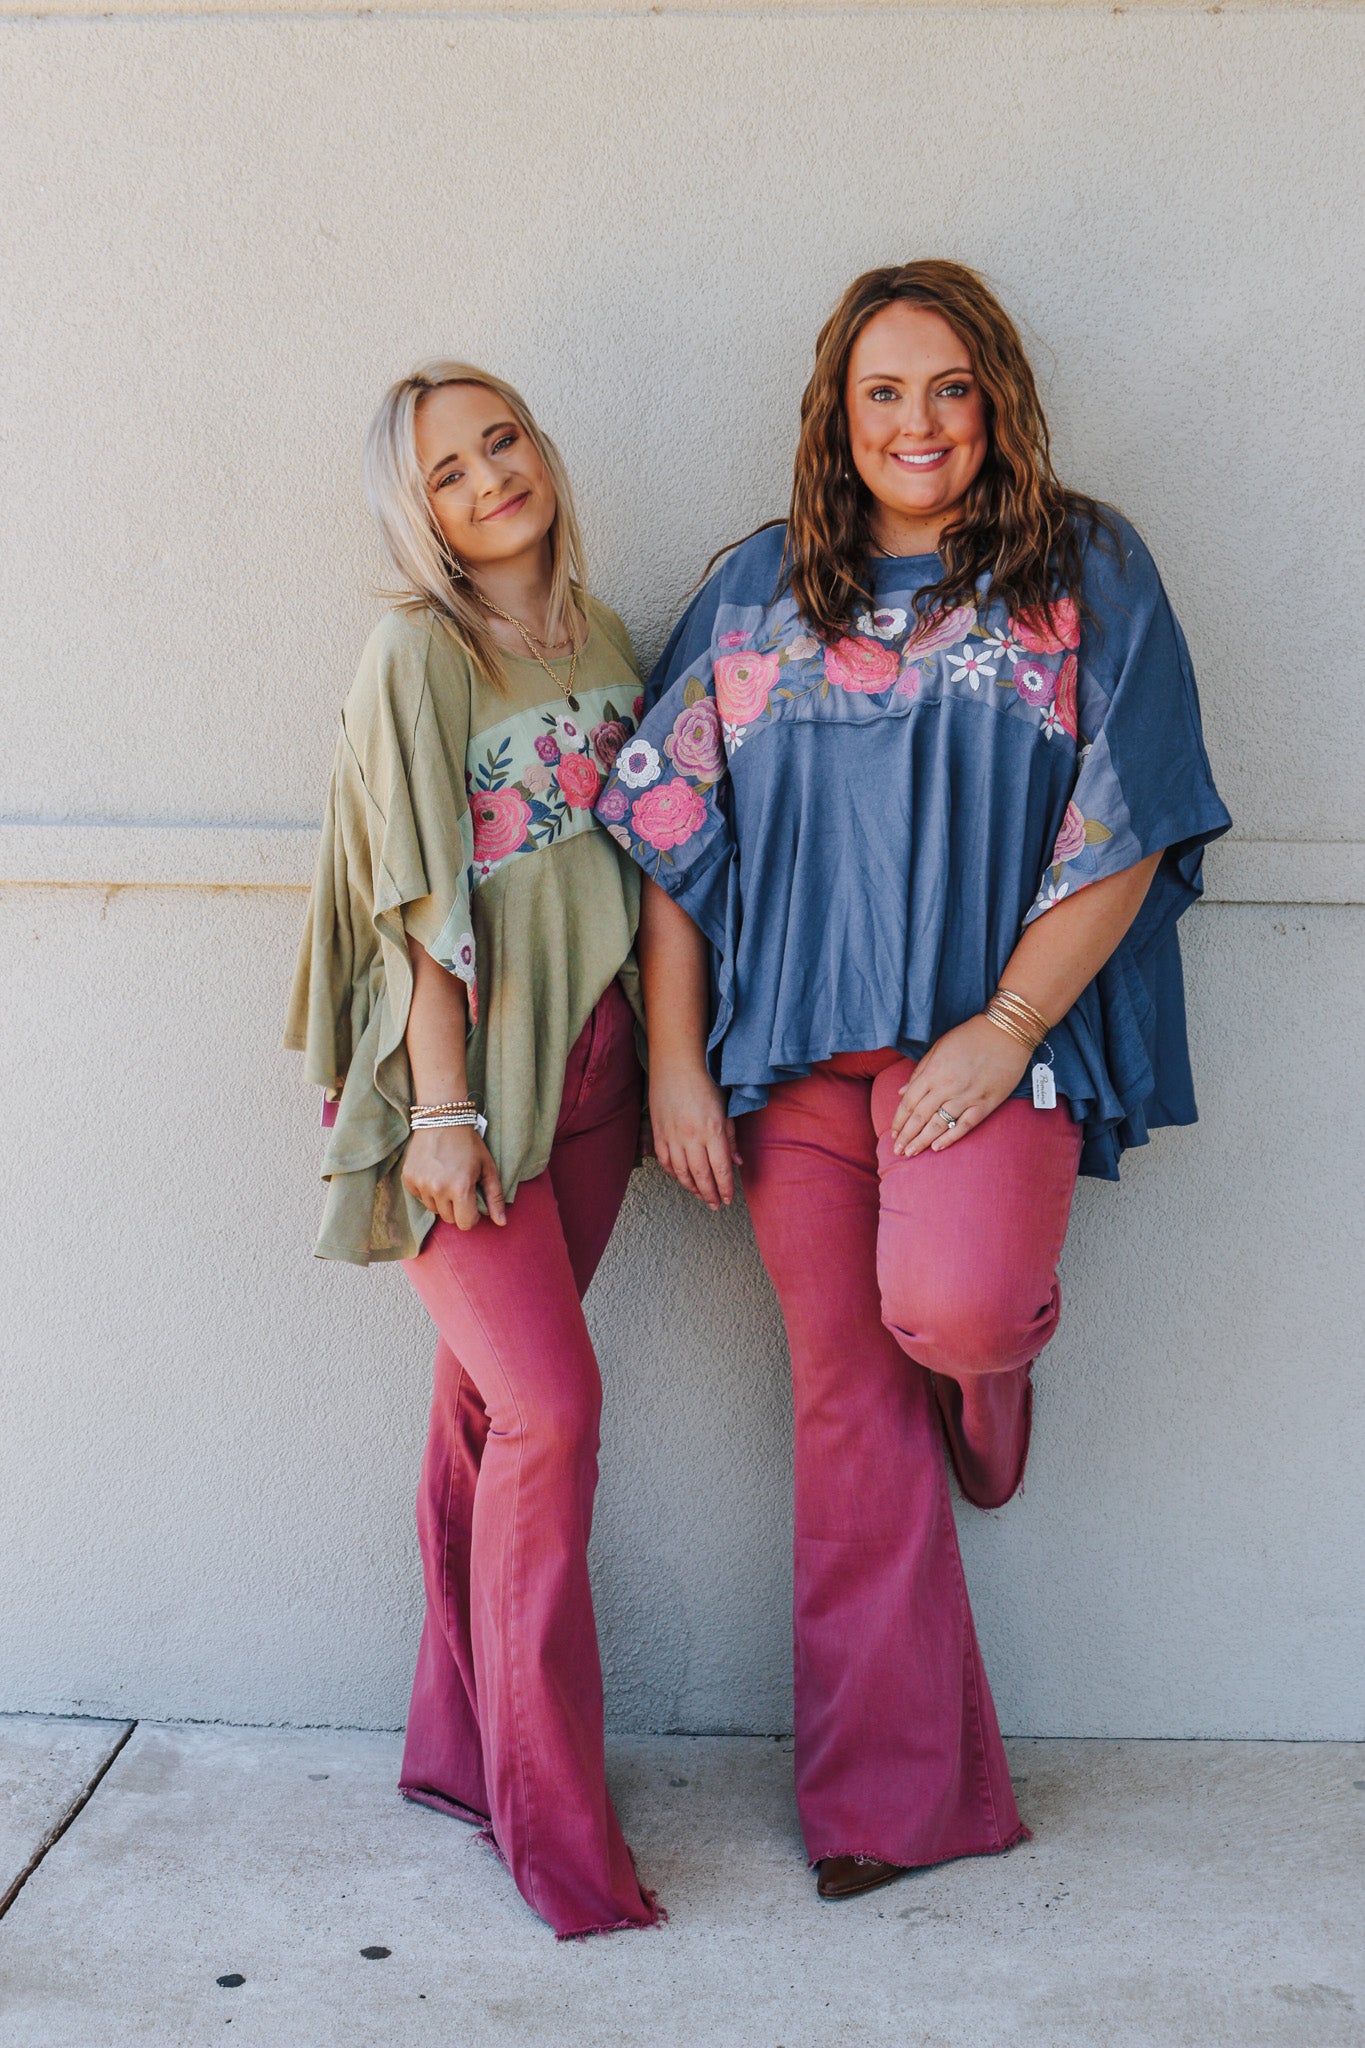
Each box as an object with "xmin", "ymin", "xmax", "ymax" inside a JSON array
[
  {"xmin": 983, "ymin": 1006, "xmax": 1038, "ymax": 1052},
  {"xmin": 990, "ymin": 987, "xmax": 1051, "ymax": 1040},
  {"xmin": 988, "ymin": 994, "xmax": 1044, "ymax": 1032}
]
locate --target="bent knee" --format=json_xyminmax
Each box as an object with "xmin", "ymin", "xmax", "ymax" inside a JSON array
[{"xmin": 879, "ymin": 1273, "xmax": 1060, "ymax": 1378}]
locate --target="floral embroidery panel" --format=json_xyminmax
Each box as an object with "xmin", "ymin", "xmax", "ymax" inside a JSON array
[
  {"xmin": 600, "ymin": 589, "xmax": 1104, "ymax": 908},
  {"xmin": 466, "ymin": 685, "xmax": 642, "ymax": 886}
]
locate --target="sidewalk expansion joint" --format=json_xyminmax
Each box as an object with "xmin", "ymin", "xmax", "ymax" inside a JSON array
[{"xmin": 0, "ymin": 1721, "xmax": 137, "ymax": 1922}]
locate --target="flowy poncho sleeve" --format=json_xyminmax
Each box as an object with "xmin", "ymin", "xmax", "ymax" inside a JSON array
[
  {"xmin": 1023, "ymin": 528, "xmax": 1228, "ymax": 931},
  {"xmin": 284, "ymin": 609, "xmax": 477, "ymax": 1263},
  {"xmin": 1018, "ymin": 526, "xmax": 1232, "ymax": 1173}
]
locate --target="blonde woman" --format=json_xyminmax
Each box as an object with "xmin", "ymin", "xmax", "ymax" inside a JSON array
[{"xmin": 286, "ymin": 364, "xmax": 658, "ymax": 1937}]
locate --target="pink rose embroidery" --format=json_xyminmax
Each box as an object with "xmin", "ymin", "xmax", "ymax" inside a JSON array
[
  {"xmin": 1013, "ymin": 657, "xmax": 1056, "ymax": 707},
  {"xmin": 596, "ymin": 783, "xmax": 628, "ymax": 824},
  {"xmin": 664, "ymin": 699, "xmax": 724, "ymax": 780},
  {"xmin": 714, "ymin": 652, "xmax": 779, "ymax": 727},
  {"xmin": 1011, "ymin": 599, "xmax": 1080, "ymax": 655},
  {"xmin": 905, "ymin": 604, "xmax": 976, "ymax": 659},
  {"xmin": 471, "ymin": 788, "xmax": 533, "ymax": 865},
  {"xmin": 533, "ymin": 733, "xmax": 560, "ymax": 765},
  {"xmin": 632, "ymin": 694, "xmax": 645, "ymax": 721},
  {"xmin": 632, "ymin": 779, "xmax": 708, "ymax": 851},
  {"xmin": 896, "ymin": 663, "xmax": 923, "ymax": 696},
  {"xmin": 824, "ymin": 635, "xmax": 898, "ymax": 694},
  {"xmin": 589, "ymin": 719, "xmax": 629, "ymax": 774},
  {"xmin": 1054, "ymin": 654, "xmax": 1079, "ymax": 739},
  {"xmin": 718, "ymin": 629, "xmax": 752, "ymax": 651},
  {"xmin": 522, "ymin": 762, "xmax": 553, "ymax": 795},
  {"xmin": 557, "ymin": 752, "xmax": 603, "ymax": 810},
  {"xmin": 1053, "ymin": 801, "xmax": 1087, "ymax": 864}
]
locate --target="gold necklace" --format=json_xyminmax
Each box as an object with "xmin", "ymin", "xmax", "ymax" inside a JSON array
[{"xmin": 480, "ymin": 596, "xmax": 582, "ymax": 711}]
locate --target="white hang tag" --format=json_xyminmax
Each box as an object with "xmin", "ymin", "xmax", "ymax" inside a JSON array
[
  {"xmin": 1031, "ymin": 1062, "xmax": 1057, "ymax": 1111},
  {"xmin": 476, "ymin": 1113, "xmax": 489, "ymax": 1138}
]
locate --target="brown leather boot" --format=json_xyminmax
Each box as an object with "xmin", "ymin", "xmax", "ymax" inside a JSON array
[
  {"xmin": 816, "ymin": 1855, "xmax": 909, "ymax": 1900},
  {"xmin": 931, "ymin": 1366, "xmax": 1034, "ymax": 1509}
]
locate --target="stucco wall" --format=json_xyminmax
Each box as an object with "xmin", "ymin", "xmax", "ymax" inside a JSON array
[{"xmin": 1, "ymin": 3, "xmax": 1361, "ymax": 1737}]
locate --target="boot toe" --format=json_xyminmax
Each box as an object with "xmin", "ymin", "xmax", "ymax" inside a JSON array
[{"xmin": 816, "ymin": 1855, "xmax": 909, "ymax": 1900}]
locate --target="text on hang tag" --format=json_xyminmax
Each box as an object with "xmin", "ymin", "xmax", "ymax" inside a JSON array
[{"xmin": 1031, "ymin": 1062, "xmax": 1057, "ymax": 1111}]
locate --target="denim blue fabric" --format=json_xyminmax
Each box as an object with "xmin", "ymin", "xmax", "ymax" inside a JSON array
[{"xmin": 597, "ymin": 519, "xmax": 1231, "ymax": 1178}]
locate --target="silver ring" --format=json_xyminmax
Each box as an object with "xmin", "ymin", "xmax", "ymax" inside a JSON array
[{"xmin": 937, "ymin": 1107, "xmax": 957, "ymax": 1129}]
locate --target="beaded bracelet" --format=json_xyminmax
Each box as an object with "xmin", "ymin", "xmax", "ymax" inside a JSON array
[{"xmin": 410, "ymin": 1107, "xmax": 488, "ymax": 1135}]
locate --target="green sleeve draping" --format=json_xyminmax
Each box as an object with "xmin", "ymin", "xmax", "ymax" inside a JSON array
[{"xmin": 284, "ymin": 608, "xmax": 476, "ymax": 1264}]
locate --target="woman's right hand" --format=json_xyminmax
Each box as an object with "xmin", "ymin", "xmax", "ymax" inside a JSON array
[
  {"xmin": 402, "ymin": 1125, "xmax": 507, "ymax": 1230},
  {"xmin": 649, "ymin": 1061, "xmax": 741, "ymax": 1212}
]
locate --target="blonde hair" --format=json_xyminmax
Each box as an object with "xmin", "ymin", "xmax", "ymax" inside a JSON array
[{"xmin": 363, "ymin": 360, "xmax": 588, "ymax": 687}]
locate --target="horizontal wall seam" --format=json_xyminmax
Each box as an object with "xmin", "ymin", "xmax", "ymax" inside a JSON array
[
  {"xmin": 0, "ymin": 824, "xmax": 1361, "ymax": 902},
  {"xmin": 3, "ymin": 0, "xmax": 1360, "ymax": 17}
]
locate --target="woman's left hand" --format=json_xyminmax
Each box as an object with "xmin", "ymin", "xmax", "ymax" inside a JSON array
[{"xmin": 891, "ymin": 1015, "xmax": 1033, "ymax": 1157}]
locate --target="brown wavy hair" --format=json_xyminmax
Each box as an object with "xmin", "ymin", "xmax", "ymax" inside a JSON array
[{"xmin": 775, "ymin": 261, "xmax": 1115, "ymax": 639}]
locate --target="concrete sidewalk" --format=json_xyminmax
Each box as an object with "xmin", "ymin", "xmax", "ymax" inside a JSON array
[{"xmin": 0, "ymin": 1720, "xmax": 1360, "ymax": 2048}]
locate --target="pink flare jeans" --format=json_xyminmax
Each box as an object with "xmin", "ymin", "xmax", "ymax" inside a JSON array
[
  {"xmin": 738, "ymin": 1048, "xmax": 1082, "ymax": 1871},
  {"xmin": 399, "ymin": 980, "xmax": 658, "ymax": 1939}
]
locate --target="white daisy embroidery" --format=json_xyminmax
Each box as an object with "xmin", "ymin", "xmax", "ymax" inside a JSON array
[
  {"xmin": 616, "ymin": 738, "xmax": 661, "ymax": 788},
  {"xmin": 946, "ymin": 647, "xmax": 998, "ymax": 692},
  {"xmin": 981, "ymin": 629, "xmax": 1022, "ymax": 666},
  {"xmin": 854, "ymin": 607, "xmax": 907, "ymax": 641}
]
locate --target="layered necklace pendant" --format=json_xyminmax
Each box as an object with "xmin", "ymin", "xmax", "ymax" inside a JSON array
[{"xmin": 479, "ymin": 594, "xmax": 581, "ymax": 710}]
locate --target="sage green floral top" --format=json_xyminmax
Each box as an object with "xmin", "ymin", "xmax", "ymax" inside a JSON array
[{"xmin": 285, "ymin": 597, "xmax": 645, "ymax": 1264}]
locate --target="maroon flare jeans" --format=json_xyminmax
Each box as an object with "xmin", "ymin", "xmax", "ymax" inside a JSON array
[
  {"xmin": 740, "ymin": 1048, "xmax": 1082, "ymax": 1870},
  {"xmin": 399, "ymin": 981, "xmax": 658, "ymax": 1939}
]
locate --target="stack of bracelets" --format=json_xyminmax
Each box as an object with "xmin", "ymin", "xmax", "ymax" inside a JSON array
[
  {"xmin": 983, "ymin": 987, "xmax": 1052, "ymax": 1052},
  {"xmin": 410, "ymin": 1099, "xmax": 483, "ymax": 1131}
]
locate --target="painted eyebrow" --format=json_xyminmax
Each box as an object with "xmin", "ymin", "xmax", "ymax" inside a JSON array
[
  {"xmin": 856, "ymin": 367, "xmax": 975, "ymax": 384},
  {"xmin": 425, "ymin": 421, "xmax": 519, "ymax": 483}
]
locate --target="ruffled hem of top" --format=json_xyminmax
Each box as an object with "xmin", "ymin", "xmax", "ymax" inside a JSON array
[
  {"xmin": 1049, "ymin": 825, "xmax": 1225, "ymax": 1178},
  {"xmin": 716, "ymin": 830, "xmax": 1225, "ymax": 1181}
]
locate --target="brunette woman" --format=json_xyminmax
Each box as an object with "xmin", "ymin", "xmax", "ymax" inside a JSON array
[
  {"xmin": 287, "ymin": 363, "xmax": 658, "ymax": 1937},
  {"xmin": 597, "ymin": 264, "xmax": 1230, "ymax": 1900}
]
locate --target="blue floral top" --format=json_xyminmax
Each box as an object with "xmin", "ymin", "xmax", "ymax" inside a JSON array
[{"xmin": 595, "ymin": 517, "xmax": 1231, "ymax": 1179}]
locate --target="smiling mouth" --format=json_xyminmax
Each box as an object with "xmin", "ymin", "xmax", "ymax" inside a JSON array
[
  {"xmin": 892, "ymin": 449, "xmax": 952, "ymax": 470},
  {"xmin": 481, "ymin": 491, "xmax": 531, "ymax": 522}
]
